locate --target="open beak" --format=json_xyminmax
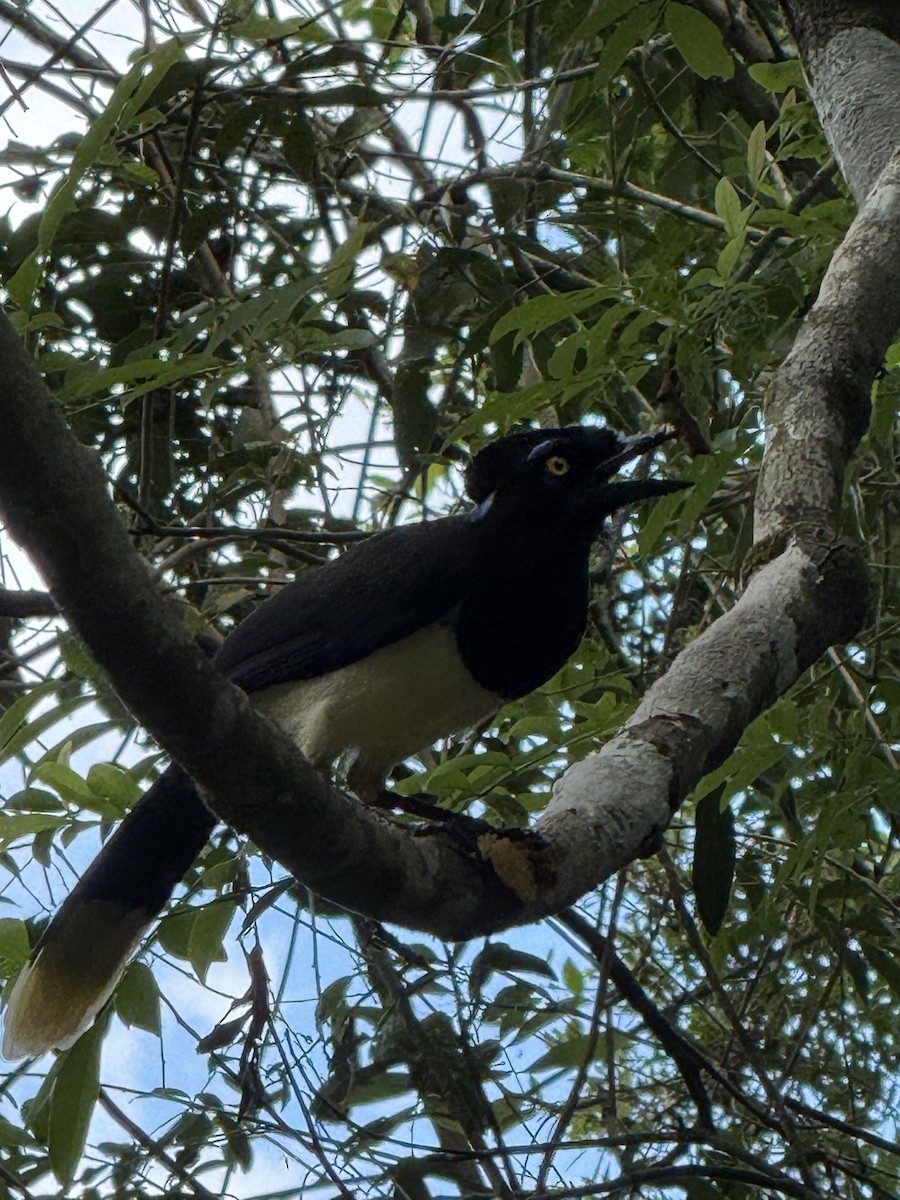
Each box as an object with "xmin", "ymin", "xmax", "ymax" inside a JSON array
[{"xmin": 589, "ymin": 427, "xmax": 690, "ymax": 514}]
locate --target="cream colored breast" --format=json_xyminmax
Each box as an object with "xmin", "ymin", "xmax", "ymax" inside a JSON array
[{"xmin": 250, "ymin": 621, "xmax": 501, "ymax": 797}]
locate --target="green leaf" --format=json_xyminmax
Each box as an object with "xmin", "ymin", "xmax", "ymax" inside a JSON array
[
  {"xmin": 0, "ymin": 917, "xmax": 30, "ymax": 968},
  {"xmin": 667, "ymin": 3, "xmax": 734, "ymax": 80},
  {"xmin": 0, "ymin": 811, "xmax": 66, "ymax": 847},
  {"xmin": 318, "ymin": 222, "xmax": 370, "ymax": 299},
  {"xmin": 693, "ymin": 736, "xmax": 786, "ymax": 806},
  {"xmin": 23, "ymin": 1054, "xmax": 62, "ymax": 1142},
  {"xmin": 87, "ymin": 763, "xmax": 141, "ymax": 811},
  {"xmin": 675, "ymin": 446, "xmax": 731, "ymax": 531},
  {"xmin": 315, "ymin": 976, "xmax": 351, "ymax": 1027},
  {"xmin": 714, "ymin": 178, "xmax": 742, "ymax": 239},
  {"xmin": 4, "ymin": 696, "xmax": 92, "ymax": 766},
  {"xmin": 480, "ymin": 792, "xmax": 529, "ymax": 826},
  {"xmin": 749, "ymin": 59, "xmax": 805, "ymax": 93},
  {"xmin": 637, "ymin": 447, "xmax": 729, "ymax": 557},
  {"xmin": 204, "ymin": 279, "xmax": 316, "ymax": 354},
  {"xmin": 32, "ymin": 721, "xmax": 122, "ymax": 771},
  {"xmin": 490, "ymin": 287, "xmax": 617, "ymax": 345},
  {"xmin": 593, "ymin": 2, "xmax": 662, "ymax": 89},
  {"xmin": 188, "ymin": 900, "xmax": 236, "ymax": 983},
  {"xmin": 59, "ymin": 352, "xmax": 221, "ymax": 402},
  {"xmin": 418, "ymin": 750, "xmax": 510, "ymax": 797},
  {"xmin": 870, "ymin": 370, "xmax": 899, "ymax": 449},
  {"xmin": 573, "ymin": 0, "xmax": 655, "ymax": 39},
  {"xmin": 529, "ymin": 1032, "xmax": 595, "ymax": 1072},
  {"xmin": 0, "ymin": 681, "xmax": 59, "ymax": 764},
  {"xmin": 48, "ymin": 1015, "xmax": 107, "ymax": 1184},
  {"xmin": 692, "ymin": 787, "xmax": 735, "ymax": 935},
  {"xmin": 198, "ymin": 855, "xmax": 239, "ymax": 892},
  {"xmin": 221, "ymin": 1116, "xmax": 253, "ymax": 1169},
  {"xmin": 563, "ymin": 959, "xmax": 585, "ymax": 998},
  {"xmin": 3, "ymin": 787, "xmax": 64, "ymax": 813},
  {"xmin": 115, "ymin": 963, "xmax": 161, "ymax": 1035},
  {"xmin": 469, "ymin": 944, "xmax": 556, "ymax": 996},
  {"xmin": 747, "ymin": 121, "xmax": 768, "ymax": 190},
  {"xmin": 30, "ymin": 761, "xmax": 94, "ymax": 803},
  {"xmin": 452, "ymin": 376, "xmax": 588, "ymax": 439},
  {"xmin": 341, "ymin": 1071, "xmax": 413, "ymax": 1109},
  {"xmin": 717, "ymin": 233, "xmax": 746, "ymax": 280},
  {"xmin": 157, "ymin": 908, "xmax": 199, "ymax": 962},
  {"xmin": 0, "ymin": 1114, "xmax": 34, "ymax": 1147},
  {"xmin": 0, "ymin": 682, "xmax": 53, "ymax": 745}
]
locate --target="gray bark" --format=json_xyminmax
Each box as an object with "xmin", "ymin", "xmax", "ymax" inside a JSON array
[
  {"xmin": 528, "ymin": 5, "xmax": 900, "ymax": 905},
  {"xmin": 783, "ymin": 0, "xmax": 900, "ymax": 203}
]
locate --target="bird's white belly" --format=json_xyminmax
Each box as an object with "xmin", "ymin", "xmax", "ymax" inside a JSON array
[{"xmin": 251, "ymin": 622, "xmax": 500, "ymax": 796}]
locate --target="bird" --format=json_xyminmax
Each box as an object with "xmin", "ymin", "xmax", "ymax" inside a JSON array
[{"xmin": 1, "ymin": 423, "xmax": 687, "ymax": 1059}]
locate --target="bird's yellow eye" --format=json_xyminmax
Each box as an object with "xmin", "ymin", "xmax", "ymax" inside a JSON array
[{"xmin": 546, "ymin": 455, "xmax": 570, "ymax": 476}]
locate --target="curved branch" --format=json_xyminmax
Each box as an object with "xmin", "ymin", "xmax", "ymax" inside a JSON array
[
  {"xmin": 0, "ymin": 119, "xmax": 891, "ymax": 936},
  {"xmin": 0, "ymin": 312, "xmax": 519, "ymax": 939},
  {"xmin": 500, "ymin": 152, "xmax": 900, "ymax": 914}
]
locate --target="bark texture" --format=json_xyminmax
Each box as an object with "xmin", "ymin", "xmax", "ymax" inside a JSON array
[
  {"xmin": 755, "ymin": 147, "xmax": 900, "ymax": 539},
  {"xmin": 783, "ymin": 0, "xmax": 900, "ymax": 202}
]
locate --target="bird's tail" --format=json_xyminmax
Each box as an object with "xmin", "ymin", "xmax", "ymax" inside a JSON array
[{"xmin": 1, "ymin": 764, "xmax": 215, "ymax": 1059}]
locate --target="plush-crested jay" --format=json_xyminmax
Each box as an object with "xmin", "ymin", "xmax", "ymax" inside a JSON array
[{"xmin": 1, "ymin": 424, "xmax": 685, "ymax": 1059}]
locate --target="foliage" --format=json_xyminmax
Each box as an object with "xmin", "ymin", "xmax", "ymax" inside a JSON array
[{"xmin": 0, "ymin": 1, "xmax": 897, "ymax": 1197}]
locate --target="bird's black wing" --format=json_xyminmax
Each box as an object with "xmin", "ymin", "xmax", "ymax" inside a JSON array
[
  {"xmin": 1, "ymin": 512, "xmax": 478, "ymax": 1059},
  {"xmin": 216, "ymin": 512, "xmax": 475, "ymax": 693}
]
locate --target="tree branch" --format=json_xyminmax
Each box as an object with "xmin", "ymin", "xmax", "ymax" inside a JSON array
[
  {"xmin": 0, "ymin": 588, "xmax": 57, "ymax": 619},
  {"xmin": 782, "ymin": 0, "xmax": 900, "ymax": 204},
  {"xmin": 496, "ymin": 142, "xmax": 899, "ymax": 916},
  {"xmin": 0, "ymin": 106, "xmax": 895, "ymax": 940},
  {"xmin": 0, "ymin": 311, "xmax": 520, "ymax": 940}
]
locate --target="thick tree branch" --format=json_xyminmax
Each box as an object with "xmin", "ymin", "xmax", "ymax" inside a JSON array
[
  {"xmin": 782, "ymin": 0, "xmax": 900, "ymax": 203},
  {"xmin": 507, "ymin": 148, "xmax": 900, "ymax": 912},
  {"xmin": 755, "ymin": 148, "xmax": 900, "ymax": 538},
  {"xmin": 0, "ymin": 313, "xmax": 521, "ymax": 939},
  {"xmin": 691, "ymin": 0, "xmax": 776, "ymax": 63},
  {"xmin": 0, "ymin": 99, "xmax": 891, "ymax": 933}
]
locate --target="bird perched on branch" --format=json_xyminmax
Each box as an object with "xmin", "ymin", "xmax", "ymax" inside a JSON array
[{"xmin": 2, "ymin": 423, "xmax": 686, "ymax": 1059}]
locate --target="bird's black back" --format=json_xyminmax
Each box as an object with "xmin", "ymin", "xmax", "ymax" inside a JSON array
[{"xmin": 217, "ymin": 425, "xmax": 638, "ymax": 701}]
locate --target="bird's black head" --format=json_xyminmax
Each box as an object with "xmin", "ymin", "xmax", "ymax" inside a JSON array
[{"xmin": 465, "ymin": 424, "xmax": 688, "ymax": 536}]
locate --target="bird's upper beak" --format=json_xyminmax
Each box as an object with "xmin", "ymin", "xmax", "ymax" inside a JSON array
[{"xmin": 596, "ymin": 427, "xmax": 679, "ymax": 481}]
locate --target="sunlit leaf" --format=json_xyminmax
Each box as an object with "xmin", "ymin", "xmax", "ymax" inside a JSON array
[
  {"xmin": 47, "ymin": 1016, "xmax": 107, "ymax": 1184},
  {"xmin": 667, "ymin": 3, "xmax": 734, "ymax": 80}
]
